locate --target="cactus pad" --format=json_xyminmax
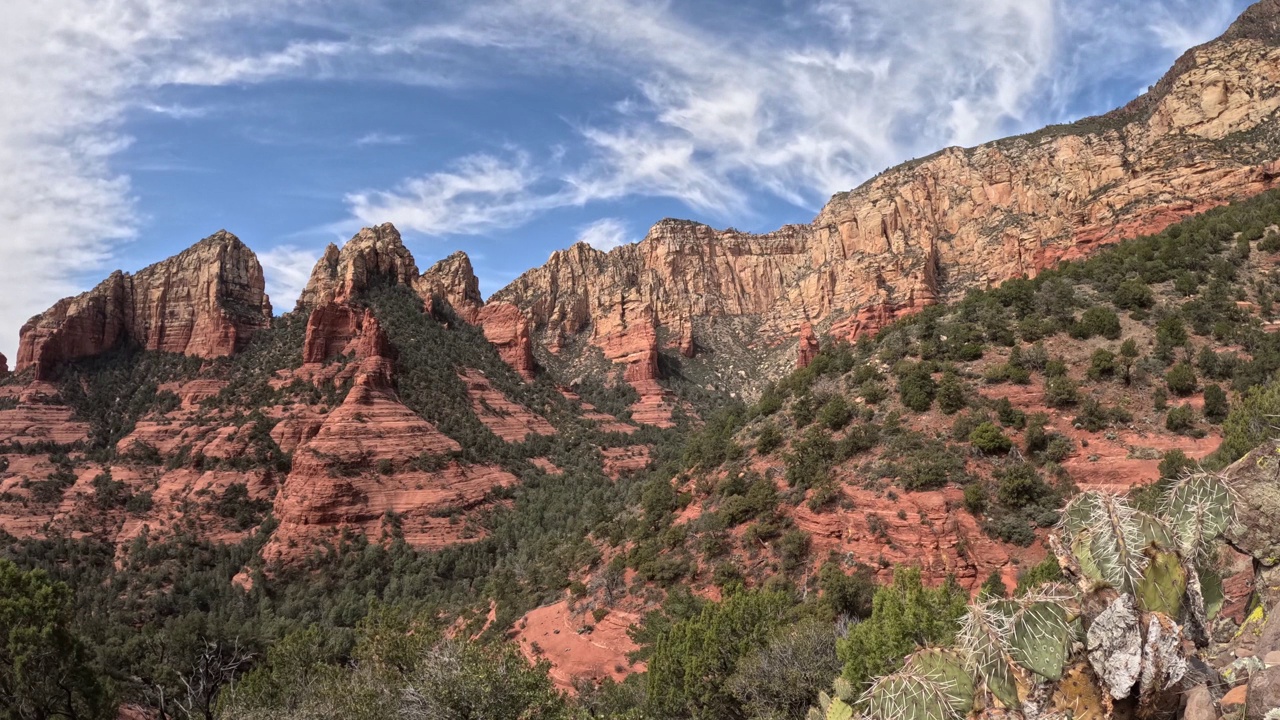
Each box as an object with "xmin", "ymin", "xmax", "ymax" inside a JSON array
[
  {"xmin": 1061, "ymin": 492, "xmax": 1104, "ymax": 538},
  {"xmin": 1162, "ymin": 472, "xmax": 1234, "ymax": 559},
  {"xmin": 1086, "ymin": 494, "xmax": 1146, "ymax": 593},
  {"xmin": 809, "ymin": 691, "xmax": 857, "ymax": 720},
  {"xmin": 906, "ymin": 648, "xmax": 974, "ymax": 714},
  {"xmin": 957, "ymin": 601, "xmax": 1019, "ymax": 709},
  {"xmin": 1133, "ymin": 511, "xmax": 1176, "ymax": 551},
  {"xmin": 1009, "ymin": 601, "xmax": 1072, "ymax": 681},
  {"xmin": 1134, "ymin": 549, "xmax": 1187, "ymax": 617},
  {"xmin": 862, "ymin": 671, "xmax": 960, "ymax": 720}
]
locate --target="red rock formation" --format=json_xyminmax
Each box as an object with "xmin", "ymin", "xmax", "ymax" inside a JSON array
[
  {"xmin": 418, "ymin": 251, "xmax": 483, "ymax": 322},
  {"xmin": 797, "ymin": 322, "xmax": 820, "ymax": 369},
  {"xmin": 488, "ymin": 16, "xmax": 1280, "ymax": 384},
  {"xmin": 0, "ymin": 353, "xmax": 7, "ymax": 375},
  {"xmin": 459, "ymin": 369, "xmax": 555, "ymax": 442},
  {"xmin": 678, "ymin": 326, "xmax": 696, "ymax": 358},
  {"xmin": 301, "ymin": 303, "xmax": 389, "ymax": 364},
  {"xmin": 297, "ymin": 224, "xmax": 420, "ymax": 309},
  {"xmin": 17, "ymin": 231, "xmax": 271, "ymax": 379},
  {"xmin": 478, "ymin": 303, "xmax": 537, "ymax": 381}
]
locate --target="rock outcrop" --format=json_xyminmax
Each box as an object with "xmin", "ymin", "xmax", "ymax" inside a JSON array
[
  {"xmin": 302, "ymin": 303, "xmax": 389, "ymax": 364},
  {"xmin": 477, "ymin": 303, "xmax": 537, "ymax": 381},
  {"xmin": 797, "ymin": 322, "xmax": 819, "ymax": 370},
  {"xmin": 418, "ymin": 252, "xmax": 483, "ymax": 322},
  {"xmin": 489, "ymin": 10, "xmax": 1280, "ymax": 384},
  {"xmin": 17, "ymin": 231, "xmax": 271, "ymax": 379},
  {"xmin": 296, "ymin": 224, "xmax": 419, "ymax": 310},
  {"xmin": 0, "ymin": 353, "xmax": 7, "ymax": 376}
]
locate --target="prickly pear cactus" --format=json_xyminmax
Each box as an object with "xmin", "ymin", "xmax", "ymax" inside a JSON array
[
  {"xmin": 1133, "ymin": 511, "xmax": 1176, "ymax": 551},
  {"xmin": 1162, "ymin": 472, "xmax": 1234, "ymax": 559},
  {"xmin": 1061, "ymin": 493, "xmax": 1103, "ymax": 537},
  {"xmin": 1086, "ymin": 494, "xmax": 1147, "ymax": 593},
  {"xmin": 862, "ymin": 670, "xmax": 960, "ymax": 720},
  {"xmin": 906, "ymin": 649, "xmax": 974, "ymax": 714},
  {"xmin": 1134, "ymin": 549, "xmax": 1187, "ymax": 617},
  {"xmin": 1009, "ymin": 601, "xmax": 1073, "ymax": 681},
  {"xmin": 808, "ymin": 691, "xmax": 857, "ymax": 720},
  {"xmin": 957, "ymin": 600, "xmax": 1019, "ymax": 709}
]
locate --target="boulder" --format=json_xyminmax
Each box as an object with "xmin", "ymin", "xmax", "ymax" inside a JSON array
[{"xmin": 1246, "ymin": 665, "xmax": 1280, "ymax": 719}]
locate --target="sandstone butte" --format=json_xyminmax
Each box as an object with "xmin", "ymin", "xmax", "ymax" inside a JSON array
[{"xmin": 16, "ymin": 230, "xmax": 272, "ymax": 380}]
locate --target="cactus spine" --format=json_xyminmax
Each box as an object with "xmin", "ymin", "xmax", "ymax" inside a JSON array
[
  {"xmin": 862, "ymin": 670, "xmax": 960, "ymax": 720},
  {"xmin": 905, "ymin": 649, "xmax": 974, "ymax": 714},
  {"xmin": 957, "ymin": 600, "xmax": 1019, "ymax": 709},
  {"xmin": 1008, "ymin": 600, "xmax": 1073, "ymax": 681},
  {"xmin": 1162, "ymin": 472, "xmax": 1234, "ymax": 561}
]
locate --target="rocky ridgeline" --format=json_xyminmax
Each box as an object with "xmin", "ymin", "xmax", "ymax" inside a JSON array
[{"xmin": 16, "ymin": 231, "xmax": 272, "ymax": 380}]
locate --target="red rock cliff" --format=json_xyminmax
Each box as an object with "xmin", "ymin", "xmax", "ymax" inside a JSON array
[
  {"xmin": 16, "ymin": 231, "xmax": 271, "ymax": 379},
  {"xmin": 489, "ymin": 8, "xmax": 1280, "ymax": 379}
]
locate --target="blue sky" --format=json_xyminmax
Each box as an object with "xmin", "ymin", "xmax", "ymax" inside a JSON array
[{"xmin": 0, "ymin": 0, "xmax": 1256, "ymax": 361}]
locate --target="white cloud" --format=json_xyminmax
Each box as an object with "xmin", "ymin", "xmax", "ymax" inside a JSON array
[
  {"xmin": 345, "ymin": 152, "xmax": 556, "ymax": 236},
  {"xmin": 338, "ymin": 0, "xmax": 1245, "ymax": 231},
  {"xmin": 355, "ymin": 132, "xmax": 410, "ymax": 147},
  {"xmin": 259, "ymin": 245, "xmax": 322, "ymax": 311},
  {"xmin": 576, "ymin": 218, "xmax": 630, "ymax": 252}
]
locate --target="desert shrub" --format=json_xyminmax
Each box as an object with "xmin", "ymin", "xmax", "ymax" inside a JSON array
[
  {"xmin": 1112, "ymin": 280, "xmax": 1154, "ymax": 310},
  {"xmin": 1165, "ymin": 404, "xmax": 1196, "ymax": 432},
  {"xmin": 819, "ymin": 396, "xmax": 854, "ymax": 431},
  {"xmin": 836, "ymin": 568, "xmax": 967, "ymax": 691},
  {"xmin": 994, "ymin": 397, "xmax": 1026, "ymax": 429},
  {"xmin": 756, "ymin": 424, "xmax": 783, "ymax": 455},
  {"xmin": 1072, "ymin": 306, "xmax": 1122, "ymax": 340},
  {"xmin": 896, "ymin": 364, "xmax": 936, "ymax": 412},
  {"xmin": 969, "ymin": 422, "xmax": 1012, "ymax": 454},
  {"xmin": 936, "ymin": 372, "xmax": 966, "ymax": 414},
  {"xmin": 1165, "ymin": 362, "xmax": 1198, "ymax": 396},
  {"xmin": 1044, "ymin": 375, "xmax": 1079, "ymax": 408},
  {"xmin": 1203, "ymin": 383, "xmax": 1229, "ymax": 423},
  {"xmin": 1087, "ymin": 348, "xmax": 1117, "ymax": 381},
  {"xmin": 963, "ymin": 484, "xmax": 988, "ymax": 515}
]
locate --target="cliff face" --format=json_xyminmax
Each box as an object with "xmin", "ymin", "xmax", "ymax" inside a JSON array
[
  {"xmin": 490, "ymin": 14, "xmax": 1280, "ymax": 375},
  {"xmin": 16, "ymin": 231, "xmax": 271, "ymax": 379},
  {"xmin": 418, "ymin": 252, "xmax": 484, "ymax": 322},
  {"xmin": 296, "ymin": 224, "xmax": 420, "ymax": 310}
]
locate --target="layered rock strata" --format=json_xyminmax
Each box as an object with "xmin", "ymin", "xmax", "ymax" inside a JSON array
[{"xmin": 17, "ymin": 232, "xmax": 271, "ymax": 379}]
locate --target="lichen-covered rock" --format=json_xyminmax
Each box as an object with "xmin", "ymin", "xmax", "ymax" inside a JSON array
[
  {"xmin": 1225, "ymin": 441, "xmax": 1280, "ymax": 566},
  {"xmin": 1247, "ymin": 665, "xmax": 1280, "ymax": 720},
  {"xmin": 17, "ymin": 231, "xmax": 271, "ymax": 379},
  {"xmin": 1087, "ymin": 594, "xmax": 1143, "ymax": 700}
]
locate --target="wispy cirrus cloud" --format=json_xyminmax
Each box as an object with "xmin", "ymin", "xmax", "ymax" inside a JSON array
[
  {"xmin": 258, "ymin": 244, "xmax": 322, "ymax": 312},
  {"xmin": 345, "ymin": 152, "xmax": 553, "ymax": 236},
  {"xmin": 337, "ymin": 0, "xmax": 1249, "ymax": 230},
  {"xmin": 576, "ymin": 218, "xmax": 631, "ymax": 252}
]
